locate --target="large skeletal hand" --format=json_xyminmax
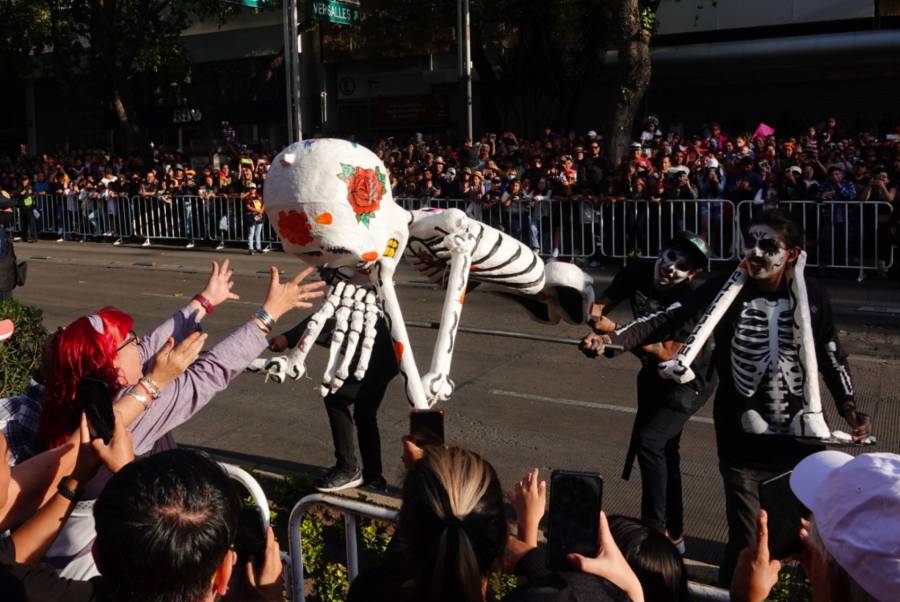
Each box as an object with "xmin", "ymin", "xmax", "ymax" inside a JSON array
[{"xmin": 253, "ymin": 281, "xmax": 382, "ymax": 392}]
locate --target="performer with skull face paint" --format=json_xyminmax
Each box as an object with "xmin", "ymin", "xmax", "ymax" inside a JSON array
[
  {"xmin": 581, "ymin": 231, "xmax": 715, "ymax": 554},
  {"xmin": 598, "ymin": 210, "xmax": 871, "ymax": 585}
]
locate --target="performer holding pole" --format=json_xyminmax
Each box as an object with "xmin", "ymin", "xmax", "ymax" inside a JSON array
[
  {"xmin": 592, "ymin": 210, "xmax": 872, "ymax": 585},
  {"xmin": 581, "ymin": 231, "xmax": 715, "ymax": 555}
]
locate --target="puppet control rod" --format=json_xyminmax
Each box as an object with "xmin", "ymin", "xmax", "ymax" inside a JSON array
[{"xmin": 404, "ymin": 320, "xmax": 625, "ymax": 352}]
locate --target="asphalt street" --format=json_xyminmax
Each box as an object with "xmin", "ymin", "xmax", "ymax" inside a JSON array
[{"xmin": 12, "ymin": 240, "xmax": 900, "ymax": 565}]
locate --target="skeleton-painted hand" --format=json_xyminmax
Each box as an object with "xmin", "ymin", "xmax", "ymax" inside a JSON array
[{"xmin": 321, "ymin": 285, "xmax": 382, "ymax": 395}]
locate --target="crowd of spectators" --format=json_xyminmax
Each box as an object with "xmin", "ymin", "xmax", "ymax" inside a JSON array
[{"xmin": 1, "ymin": 115, "xmax": 898, "ymax": 270}]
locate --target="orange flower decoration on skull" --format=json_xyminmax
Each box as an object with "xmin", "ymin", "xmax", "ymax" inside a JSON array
[
  {"xmin": 277, "ymin": 210, "xmax": 314, "ymax": 246},
  {"xmin": 337, "ymin": 163, "xmax": 387, "ymax": 227}
]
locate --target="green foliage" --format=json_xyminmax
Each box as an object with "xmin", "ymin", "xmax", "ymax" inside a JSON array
[
  {"xmin": 767, "ymin": 564, "xmax": 812, "ymax": 602},
  {"xmin": 0, "ymin": 300, "xmax": 48, "ymax": 398},
  {"xmin": 360, "ymin": 518, "xmax": 392, "ymax": 561},
  {"xmin": 316, "ymin": 562, "xmax": 349, "ymax": 602},
  {"xmin": 488, "ymin": 572, "xmax": 520, "ymax": 601},
  {"xmin": 300, "ymin": 516, "xmax": 326, "ymax": 575}
]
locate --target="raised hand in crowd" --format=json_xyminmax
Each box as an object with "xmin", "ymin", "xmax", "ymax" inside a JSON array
[
  {"xmin": 146, "ymin": 332, "xmax": 209, "ymax": 389},
  {"xmin": 9, "ymin": 413, "xmax": 134, "ymax": 564},
  {"xmin": 729, "ymin": 511, "xmax": 782, "ymax": 602},
  {"xmin": 511, "ymin": 467, "xmax": 546, "ymax": 547},
  {"xmin": 568, "ymin": 511, "xmax": 646, "ymax": 602},
  {"xmin": 261, "ymin": 266, "xmax": 326, "ymax": 322},
  {"xmin": 199, "ymin": 259, "xmax": 241, "ymax": 309}
]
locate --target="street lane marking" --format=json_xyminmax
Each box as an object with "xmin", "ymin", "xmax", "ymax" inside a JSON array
[
  {"xmin": 488, "ymin": 389, "xmax": 715, "ymax": 425},
  {"xmin": 855, "ymin": 305, "xmax": 900, "ymax": 316},
  {"xmin": 139, "ymin": 292, "xmax": 259, "ymax": 306}
]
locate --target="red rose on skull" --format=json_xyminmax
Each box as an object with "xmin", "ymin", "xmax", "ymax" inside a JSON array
[
  {"xmin": 277, "ymin": 210, "xmax": 313, "ymax": 246},
  {"xmin": 345, "ymin": 166, "xmax": 384, "ymax": 217}
]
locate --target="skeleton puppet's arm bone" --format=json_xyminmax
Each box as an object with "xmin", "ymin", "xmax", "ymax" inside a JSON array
[
  {"xmin": 407, "ymin": 209, "xmax": 476, "ymax": 403},
  {"xmin": 371, "ymin": 260, "xmax": 429, "ymax": 409},
  {"xmin": 657, "ymin": 263, "xmax": 748, "ymax": 383}
]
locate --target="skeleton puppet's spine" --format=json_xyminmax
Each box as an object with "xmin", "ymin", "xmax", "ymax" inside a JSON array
[{"xmin": 658, "ymin": 261, "xmax": 748, "ymax": 384}]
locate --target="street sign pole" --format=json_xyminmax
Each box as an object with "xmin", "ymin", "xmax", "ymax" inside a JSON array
[
  {"xmin": 283, "ymin": 0, "xmax": 302, "ymax": 143},
  {"xmin": 458, "ymin": 0, "xmax": 473, "ymax": 142}
]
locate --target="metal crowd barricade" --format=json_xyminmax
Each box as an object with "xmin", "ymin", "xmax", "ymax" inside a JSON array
[
  {"xmin": 395, "ymin": 196, "xmax": 598, "ymax": 259},
  {"xmin": 736, "ymin": 200, "xmax": 895, "ymax": 280},
  {"xmin": 286, "ymin": 492, "xmax": 729, "ymax": 602},
  {"xmin": 598, "ymin": 199, "xmax": 736, "ymax": 265}
]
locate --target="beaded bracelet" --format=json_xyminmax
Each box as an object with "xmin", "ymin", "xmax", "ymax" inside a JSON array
[
  {"xmin": 139, "ymin": 376, "xmax": 161, "ymax": 399},
  {"xmin": 192, "ymin": 294, "xmax": 214, "ymax": 314}
]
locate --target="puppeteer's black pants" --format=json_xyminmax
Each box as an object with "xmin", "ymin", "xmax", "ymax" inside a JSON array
[
  {"xmin": 623, "ymin": 365, "xmax": 712, "ymax": 539},
  {"xmin": 321, "ymin": 317, "xmax": 399, "ymax": 481}
]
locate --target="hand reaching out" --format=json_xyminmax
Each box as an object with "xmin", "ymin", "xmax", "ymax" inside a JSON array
[
  {"xmin": 510, "ymin": 468, "xmax": 546, "ymax": 547},
  {"xmin": 568, "ymin": 511, "xmax": 645, "ymax": 602},
  {"xmin": 730, "ymin": 511, "xmax": 782, "ymax": 602},
  {"xmin": 200, "ymin": 259, "xmax": 241, "ymax": 307},
  {"xmin": 147, "ymin": 332, "xmax": 208, "ymax": 389},
  {"xmin": 580, "ymin": 332, "xmax": 610, "ymax": 359},
  {"xmin": 261, "ymin": 266, "xmax": 326, "ymax": 322}
]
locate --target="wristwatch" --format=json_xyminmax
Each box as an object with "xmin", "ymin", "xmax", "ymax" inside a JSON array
[{"xmin": 57, "ymin": 476, "xmax": 83, "ymax": 502}]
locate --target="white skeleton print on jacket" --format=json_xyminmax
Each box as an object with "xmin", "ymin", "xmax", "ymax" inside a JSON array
[{"xmin": 731, "ymin": 297, "xmax": 805, "ymax": 435}]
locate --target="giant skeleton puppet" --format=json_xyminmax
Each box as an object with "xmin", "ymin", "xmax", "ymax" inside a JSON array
[
  {"xmin": 656, "ymin": 226, "xmax": 873, "ymax": 444},
  {"xmin": 252, "ymin": 139, "xmax": 594, "ymax": 408}
]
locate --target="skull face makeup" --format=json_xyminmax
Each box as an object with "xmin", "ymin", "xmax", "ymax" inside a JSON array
[
  {"xmin": 654, "ymin": 247, "xmax": 693, "ymax": 288},
  {"xmin": 744, "ymin": 225, "xmax": 789, "ymax": 280}
]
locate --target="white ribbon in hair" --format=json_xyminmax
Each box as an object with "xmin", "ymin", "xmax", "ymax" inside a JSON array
[{"xmin": 87, "ymin": 314, "xmax": 105, "ymax": 334}]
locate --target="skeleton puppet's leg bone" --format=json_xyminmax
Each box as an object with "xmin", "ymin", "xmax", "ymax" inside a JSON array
[
  {"xmin": 371, "ymin": 260, "xmax": 429, "ymax": 409},
  {"xmin": 321, "ymin": 283, "xmax": 357, "ymax": 395},
  {"xmin": 354, "ymin": 291, "xmax": 380, "ymax": 381},
  {"xmin": 787, "ymin": 251, "xmax": 831, "ymax": 438},
  {"xmin": 658, "ymin": 261, "xmax": 748, "ymax": 383}
]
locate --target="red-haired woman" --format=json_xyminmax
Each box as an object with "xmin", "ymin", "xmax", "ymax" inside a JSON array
[{"xmin": 18, "ymin": 259, "xmax": 325, "ymax": 579}]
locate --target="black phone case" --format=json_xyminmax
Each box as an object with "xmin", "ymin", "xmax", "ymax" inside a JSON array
[
  {"xmin": 546, "ymin": 469, "xmax": 604, "ymax": 570},
  {"xmin": 760, "ymin": 471, "xmax": 808, "ymax": 560},
  {"xmin": 234, "ymin": 506, "xmax": 267, "ymax": 567},
  {"xmin": 78, "ymin": 378, "xmax": 115, "ymax": 445}
]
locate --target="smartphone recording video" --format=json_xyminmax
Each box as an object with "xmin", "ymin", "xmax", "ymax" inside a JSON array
[
  {"xmin": 409, "ymin": 409, "xmax": 444, "ymax": 447},
  {"xmin": 760, "ymin": 471, "xmax": 809, "ymax": 559},
  {"xmin": 77, "ymin": 377, "xmax": 115, "ymax": 445},
  {"xmin": 547, "ymin": 470, "xmax": 604, "ymax": 570}
]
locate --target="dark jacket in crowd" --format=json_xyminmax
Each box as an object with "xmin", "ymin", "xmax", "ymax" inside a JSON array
[
  {"xmin": 348, "ymin": 545, "xmax": 628, "ymax": 602},
  {"xmin": 0, "ymin": 235, "xmax": 17, "ymax": 294}
]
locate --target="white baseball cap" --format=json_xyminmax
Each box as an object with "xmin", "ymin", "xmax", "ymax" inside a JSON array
[{"xmin": 790, "ymin": 451, "xmax": 900, "ymax": 602}]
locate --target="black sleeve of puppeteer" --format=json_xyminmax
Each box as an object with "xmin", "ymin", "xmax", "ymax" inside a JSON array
[
  {"xmin": 281, "ymin": 321, "xmax": 307, "ymax": 349},
  {"xmin": 810, "ymin": 283, "xmax": 855, "ymax": 406}
]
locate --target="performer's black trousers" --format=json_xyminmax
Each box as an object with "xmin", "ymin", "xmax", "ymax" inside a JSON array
[
  {"xmin": 625, "ymin": 366, "xmax": 711, "ymax": 538},
  {"xmin": 318, "ymin": 317, "xmax": 399, "ymax": 481}
]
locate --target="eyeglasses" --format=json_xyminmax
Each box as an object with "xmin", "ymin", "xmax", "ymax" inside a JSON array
[{"xmin": 116, "ymin": 331, "xmax": 139, "ymax": 353}]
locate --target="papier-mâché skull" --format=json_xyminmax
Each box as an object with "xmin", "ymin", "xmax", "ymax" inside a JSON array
[{"xmin": 264, "ymin": 138, "xmax": 407, "ymax": 269}]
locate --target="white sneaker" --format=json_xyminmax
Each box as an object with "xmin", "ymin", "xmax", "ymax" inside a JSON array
[
  {"xmin": 113, "ymin": 239, "xmax": 122, "ymax": 246},
  {"xmin": 56, "ymin": 237, "xmax": 64, "ymax": 243},
  {"xmin": 185, "ymin": 242, "xmax": 195, "ymax": 249},
  {"xmin": 670, "ymin": 535, "xmax": 686, "ymax": 555},
  {"xmin": 262, "ymin": 247, "xmax": 272, "ymax": 254},
  {"xmin": 551, "ymin": 248, "xmax": 560, "ymax": 258},
  {"xmin": 141, "ymin": 239, "xmax": 151, "ymax": 247},
  {"xmin": 215, "ymin": 242, "xmax": 225, "ymax": 250}
]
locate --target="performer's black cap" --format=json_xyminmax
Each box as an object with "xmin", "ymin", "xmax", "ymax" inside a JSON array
[{"xmin": 666, "ymin": 231, "xmax": 710, "ymax": 269}]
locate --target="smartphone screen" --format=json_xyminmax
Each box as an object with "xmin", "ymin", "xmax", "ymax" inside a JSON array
[
  {"xmin": 234, "ymin": 506, "xmax": 267, "ymax": 567},
  {"xmin": 760, "ymin": 471, "xmax": 809, "ymax": 559},
  {"xmin": 409, "ymin": 409, "xmax": 444, "ymax": 446},
  {"xmin": 547, "ymin": 470, "xmax": 604, "ymax": 570},
  {"xmin": 78, "ymin": 377, "xmax": 115, "ymax": 445}
]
